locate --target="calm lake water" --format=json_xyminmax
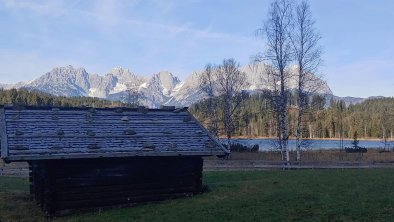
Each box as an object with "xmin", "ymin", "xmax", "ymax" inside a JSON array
[{"xmin": 230, "ymin": 138, "xmax": 394, "ymax": 151}]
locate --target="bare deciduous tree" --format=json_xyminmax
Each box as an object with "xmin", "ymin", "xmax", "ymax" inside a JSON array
[
  {"xmin": 256, "ymin": 0, "xmax": 324, "ymax": 163},
  {"xmin": 258, "ymin": 0, "xmax": 294, "ymax": 164},
  {"xmin": 199, "ymin": 58, "xmax": 249, "ymax": 149},
  {"xmin": 291, "ymin": 0, "xmax": 323, "ymax": 161},
  {"xmin": 199, "ymin": 64, "xmax": 219, "ymax": 137}
]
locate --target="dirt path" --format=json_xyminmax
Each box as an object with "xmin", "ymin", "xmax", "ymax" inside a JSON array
[{"xmin": 204, "ymin": 160, "xmax": 394, "ymax": 171}]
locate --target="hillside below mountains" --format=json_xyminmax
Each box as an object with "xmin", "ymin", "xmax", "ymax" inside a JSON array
[{"xmin": 0, "ymin": 64, "xmax": 332, "ymax": 108}]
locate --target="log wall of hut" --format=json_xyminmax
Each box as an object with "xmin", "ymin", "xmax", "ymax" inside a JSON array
[{"xmin": 28, "ymin": 156, "xmax": 203, "ymax": 216}]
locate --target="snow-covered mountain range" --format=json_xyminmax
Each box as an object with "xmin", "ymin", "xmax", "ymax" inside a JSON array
[{"xmin": 0, "ymin": 64, "xmax": 332, "ymax": 108}]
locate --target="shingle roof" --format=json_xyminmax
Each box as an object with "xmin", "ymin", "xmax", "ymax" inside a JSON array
[{"xmin": 0, "ymin": 106, "xmax": 229, "ymax": 162}]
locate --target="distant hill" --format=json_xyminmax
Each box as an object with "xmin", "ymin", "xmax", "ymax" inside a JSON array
[
  {"xmin": 333, "ymin": 96, "xmax": 365, "ymax": 106},
  {"xmin": 332, "ymin": 96, "xmax": 386, "ymax": 106}
]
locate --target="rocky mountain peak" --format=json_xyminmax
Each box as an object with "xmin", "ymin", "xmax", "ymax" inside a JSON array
[
  {"xmin": 21, "ymin": 65, "xmax": 91, "ymax": 97},
  {"xmin": 151, "ymin": 71, "xmax": 181, "ymax": 95},
  {"xmin": 107, "ymin": 67, "xmax": 146, "ymax": 86},
  {"xmin": 110, "ymin": 67, "xmax": 132, "ymax": 77},
  {"xmin": 46, "ymin": 65, "xmax": 88, "ymax": 80}
]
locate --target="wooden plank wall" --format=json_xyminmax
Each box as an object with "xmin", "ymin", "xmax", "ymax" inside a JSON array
[{"xmin": 29, "ymin": 156, "xmax": 203, "ymax": 216}]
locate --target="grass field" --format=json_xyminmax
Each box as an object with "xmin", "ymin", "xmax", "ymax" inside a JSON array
[
  {"xmin": 1, "ymin": 170, "xmax": 394, "ymax": 222},
  {"xmin": 205, "ymin": 150, "xmax": 394, "ymax": 162}
]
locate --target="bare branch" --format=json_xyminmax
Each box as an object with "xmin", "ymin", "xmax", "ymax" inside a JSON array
[
  {"xmin": 291, "ymin": 0, "xmax": 323, "ymax": 161},
  {"xmin": 258, "ymin": 0, "xmax": 294, "ymax": 163},
  {"xmin": 199, "ymin": 59, "xmax": 249, "ymax": 147}
]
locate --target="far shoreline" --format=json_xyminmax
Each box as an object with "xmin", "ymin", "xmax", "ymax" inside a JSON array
[{"xmin": 224, "ymin": 136, "xmax": 394, "ymax": 142}]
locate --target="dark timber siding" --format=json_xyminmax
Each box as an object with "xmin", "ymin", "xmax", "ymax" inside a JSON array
[{"xmin": 29, "ymin": 156, "xmax": 203, "ymax": 216}]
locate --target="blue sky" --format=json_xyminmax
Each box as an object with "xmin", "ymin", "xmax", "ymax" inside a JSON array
[{"xmin": 0, "ymin": 0, "xmax": 393, "ymax": 97}]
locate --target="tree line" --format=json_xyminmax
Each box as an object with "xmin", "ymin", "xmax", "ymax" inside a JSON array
[
  {"xmin": 0, "ymin": 88, "xmax": 125, "ymax": 108},
  {"xmin": 190, "ymin": 93, "xmax": 394, "ymax": 141}
]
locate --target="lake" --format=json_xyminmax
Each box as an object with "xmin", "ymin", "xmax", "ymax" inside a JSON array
[{"xmin": 230, "ymin": 138, "xmax": 394, "ymax": 151}]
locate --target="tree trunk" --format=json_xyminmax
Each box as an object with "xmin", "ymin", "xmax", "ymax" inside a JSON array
[
  {"xmin": 295, "ymin": 108, "xmax": 302, "ymax": 161},
  {"xmin": 295, "ymin": 84, "xmax": 303, "ymax": 161}
]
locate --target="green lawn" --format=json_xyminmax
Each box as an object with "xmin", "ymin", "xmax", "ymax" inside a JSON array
[{"xmin": 1, "ymin": 170, "xmax": 394, "ymax": 222}]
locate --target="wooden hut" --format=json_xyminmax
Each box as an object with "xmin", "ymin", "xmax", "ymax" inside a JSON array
[{"xmin": 0, "ymin": 106, "xmax": 228, "ymax": 216}]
